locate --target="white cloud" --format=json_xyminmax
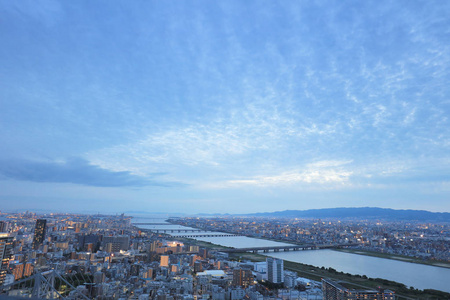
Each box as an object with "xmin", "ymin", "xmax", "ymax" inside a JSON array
[
  {"xmin": 306, "ymin": 160, "xmax": 353, "ymax": 168},
  {"xmin": 204, "ymin": 161, "xmax": 354, "ymax": 189}
]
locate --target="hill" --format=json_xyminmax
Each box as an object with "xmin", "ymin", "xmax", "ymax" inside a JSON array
[{"xmin": 245, "ymin": 207, "xmax": 450, "ymax": 222}]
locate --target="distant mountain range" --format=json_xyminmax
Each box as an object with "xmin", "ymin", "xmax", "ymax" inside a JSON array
[{"xmin": 243, "ymin": 207, "xmax": 450, "ymax": 222}]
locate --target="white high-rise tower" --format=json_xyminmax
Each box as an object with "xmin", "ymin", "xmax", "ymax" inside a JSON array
[{"xmin": 266, "ymin": 257, "xmax": 284, "ymax": 283}]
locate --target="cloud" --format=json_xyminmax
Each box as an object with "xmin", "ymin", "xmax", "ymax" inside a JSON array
[
  {"xmin": 205, "ymin": 160, "xmax": 354, "ymax": 189},
  {"xmin": 0, "ymin": 157, "xmax": 179, "ymax": 187},
  {"xmin": 229, "ymin": 170, "xmax": 352, "ymax": 186},
  {"xmin": 85, "ymin": 100, "xmax": 344, "ymax": 175},
  {"xmin": 306, "ymin": 160, "xmax": 353, "ymax": 168}
]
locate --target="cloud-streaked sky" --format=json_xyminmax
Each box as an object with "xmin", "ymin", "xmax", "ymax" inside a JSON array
[{"xmin": 1, "ymin": 1, "xmax": 449, "ymax": 213}]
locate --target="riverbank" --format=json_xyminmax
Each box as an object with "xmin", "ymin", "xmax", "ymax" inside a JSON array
[
  {"xmin": 334, "ymin": 248, "xmax": 450, "ymax": 269},
  {"xmin": 175, "ymin": 235, "xmax": 450, "ymax": 300},
  {"xmin": 236, "ymin": 251, "xmax": 450, "ymax": 300},
  {"xmin": 167, "ymin": 220, "xmax": 449, "ymax": 270}
]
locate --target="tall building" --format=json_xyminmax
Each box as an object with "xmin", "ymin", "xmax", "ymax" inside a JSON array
[
  {"xmin": 322, "ymin": 278, "xmax": 395, "ymax": 300},
  {"xmin": 146, "ymin": 268, "xmax": 154, "ymax": 279},
  {"xmin": 0, "ymin": 221, "xmax": 8, "ymax": 233},
  {"xmin": 0, "ymin": 233, "xmax": 14, "ymax": 286},
  {"xmin": 11, "ymin": 263, "xmax": 24, "ymax": 280},
  {"xmin": 78, "ymin": 234, "xmax": 100, "ymax": 251},
  {"xmin": 32, "ymin": 219, "xmax": 47, "ymax": 250},
  {"xmin": 266, "ymin": 258, "xmax": 284, "ymax": 283},
  {"xmin": 232, "ymin": 268, "xmax": 253, "ymax": 288},
  {"xmin": 160, "ymin": 255, "xmax": 169, "ymax": 267},
  {"xmin": 193, "ymin": 261, "xmax": 203, "ymax": 272},
  {"xmin": 23, "ymin": 262, "xmax": 34, "ymax": 278},
  {"xmin": 102, "ymin": 235, "xmax": 130, "ymax": 253}
]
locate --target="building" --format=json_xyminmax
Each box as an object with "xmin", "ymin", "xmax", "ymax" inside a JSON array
[
  {"xmin": 77, "ymin": 234, "xmax": 100, "ymax": 251},
  {"xmin": 145, "ymin": 268, "xmax": 154, "ymax": 279},
  {"xmin": 322, "ymin": 278, "xmax": 395, "ymax": 300},
  {"xmin": 0, "ymin": 233, "xmax": 14, "ymax": 286},
  {"xmin": 23, "ymin": 262, "xmax": 34, "ymax": 278},
  {"xmin": 32, "ymin": 219, "xmax": 47, "ymax": 250},
  {"xmin": 130, "ymin": 263, "xmax": 141, "ymax": 276},
  {"xmin": 160, "ymin": 255, "xmax": 169, "ymax": 267},
  {"xmin": 0, "ymin": 221, "xmax": 8, "ymax": 233},
  {"xmin": 11, "ymin": 263, "xmax": 24, "ymax": 280},
  {"xmin": 102, "ymin": 235, "xmax": 129, "ymax": 252},
  {"xmin": 266, "ymin": 257, "xmax": 284, "ymax": 283},
  {"xmin": 232, "ymin": 268, "xmax": 253, "ymax": 288},
  {"xmin": 193, "ymin": 261, "xmax": 203, "ymax": 273}
]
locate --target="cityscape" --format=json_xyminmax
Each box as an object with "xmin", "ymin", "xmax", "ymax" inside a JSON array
[
  {"xmin": 1, "ymin": 1, "xmax": 450, "ymax": 299},
  {"xmin": 0, "ymin": 210, "xmax": 448, "ymax": 299}
]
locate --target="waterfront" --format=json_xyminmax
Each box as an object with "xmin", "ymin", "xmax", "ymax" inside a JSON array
[
  {"xmin": 195, "ymin": 234, "xmax": 450, "ymax": 292},
  {"xmin": 269, "ymin": 249, "xmax": 450, "ymax": 293},
  {"xmin": 134, "ymin": 217, "xmax": 294, "ymax": 248},
  {"xmin": 133, "ymin": 217, "xmax": 450, "ymax": 293}
]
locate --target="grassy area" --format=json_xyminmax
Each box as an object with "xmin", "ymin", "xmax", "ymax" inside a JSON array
[
  {"xmin": 335, "ymin": 248, "xmax": 450, "ymax": 269},
  {"xmin": 230, "ymin": 251, "xmax": 450, "ymax": 300}
]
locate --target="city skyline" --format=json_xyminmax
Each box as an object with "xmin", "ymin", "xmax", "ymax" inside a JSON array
[{"xmin": 1, "ymin": 1, "xmax": 450, "ymax": 213}]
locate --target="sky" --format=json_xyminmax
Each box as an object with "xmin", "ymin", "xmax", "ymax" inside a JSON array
[{"xmin": 0, "ymin": 1, "xmax": 449, "ymax": 214}]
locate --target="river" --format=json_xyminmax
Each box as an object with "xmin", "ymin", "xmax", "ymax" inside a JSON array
[{"xmin": 132, "ymin": 216, "xmax": 450, "ymax": 293}]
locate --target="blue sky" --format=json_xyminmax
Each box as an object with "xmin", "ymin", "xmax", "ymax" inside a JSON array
[{"xmin": 1, "ymin": 1, "xmax": 449, "ymax": 213}]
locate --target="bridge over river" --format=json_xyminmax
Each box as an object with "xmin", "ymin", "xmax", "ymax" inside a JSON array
[
  {"xmin": 133, "ymin": 222, "xmax": 174, "ymax": 225},
  {"xmin": 139, "ymin": 228, "xmax": 243, "ymax": 237},
  {"xmin": 215, "ymin": 243, "xmax": 359, "ymax": 253},
  {"xmin": 140, "ymin": 228, "xmax": 206, "ymax": 233},
  {"xmin": 171, "ymin": 233, "xmax": 242, "ymax": 238}
]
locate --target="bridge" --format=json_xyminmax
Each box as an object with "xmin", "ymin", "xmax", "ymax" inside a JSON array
[
  {"xmin": 215, "ymin": 243, "xmax": 359, "ymax": 253},
  {"xmin": 140, "ymin": 228, "xmax": 205, "ymax": 233},
  {"xmin": 171, "ymin": 233, "xmax": 242, "ymax": 238},
  {"xmin": 133, "ymin": 222, "xmax": 173, "ymax": 225}
]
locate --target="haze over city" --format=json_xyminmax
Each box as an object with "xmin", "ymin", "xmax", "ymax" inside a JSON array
[{"xmin": 1, "ymin": 1, "xmax": 449, "ymax": 213}]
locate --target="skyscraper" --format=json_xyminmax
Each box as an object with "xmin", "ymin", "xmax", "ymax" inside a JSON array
[
  {"xmin": 32, "ymin": 219, "xmax": 46, "ymax": 250},
  {"xmin": 266, "ymin": 257, "xmax": 284, "ymax": 284},
  {"xmin": 0, "ymin": 233, "xmax": 14, "ymax": 286}
]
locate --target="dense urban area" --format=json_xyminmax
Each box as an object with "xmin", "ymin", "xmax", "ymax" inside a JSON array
[
  {"xmin": 0, "ymin": 211, "xmax": 448, "ymax": 300},
  {"xmin": 173, "ymin": 217, "xmax": 450, "ymax": 263}
]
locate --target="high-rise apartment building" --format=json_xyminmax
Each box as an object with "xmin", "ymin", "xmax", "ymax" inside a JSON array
[
  {"xmin": 160, "ymin": 255, "xmax": 169, "ymax": 267},
  {"xmin": 322, "ymin": 278, "xmax": 395, "ymax": 300},
  {"xmin": 266, "ymin": 257, "xmax": 284, "ymax": 283},
  {"xmin": 0, "ymin": 233, "xmax": 14, "ymax": 286},
  {"xmin": 32, "ymin": 219, "xmax": 47, "ymax": 250},
  {"xmin": 232, "ymin": 268, "xmax": 253, "ymax": 287}
]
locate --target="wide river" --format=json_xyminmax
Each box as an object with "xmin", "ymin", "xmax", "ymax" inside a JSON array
[{"xmin": 133, "ymin": 216, "xmax": 450, "ymax": 293}]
